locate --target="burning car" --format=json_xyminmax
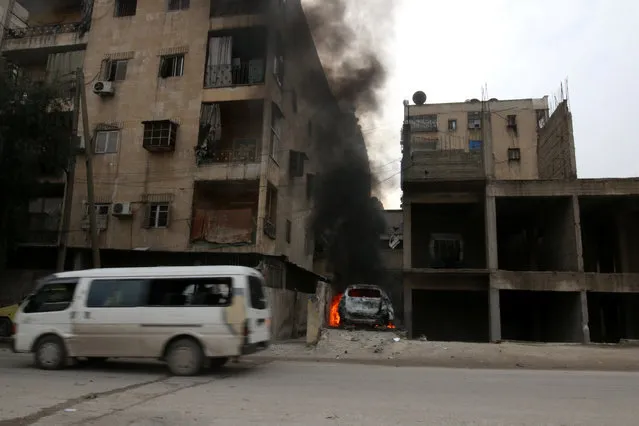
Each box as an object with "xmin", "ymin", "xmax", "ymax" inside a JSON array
[{"xmin": 330, "ymin": 284, "xmax": 395, "ymax": 328}]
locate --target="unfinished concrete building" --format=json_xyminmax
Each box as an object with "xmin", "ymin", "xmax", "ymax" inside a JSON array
[
  {"xmin": 401, "ymin": 93, "xmax": 639, "ymax": 344},
  {"xmin": 1, "ymin": 0, "xmax": 346, "ymax": 318}
]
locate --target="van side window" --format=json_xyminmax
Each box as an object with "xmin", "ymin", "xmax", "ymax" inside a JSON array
[
  {"xmin": 86, "ymin": 279, "xmax": 147, "ymax": 308},
  {"xmin": 147, "ymin": 277, "xmax": 232, "ymax": 307},
  {"xmin": 23, "ymin": 281, "xmax": 77, "ymax": 313},
  {"xmin": 248, "ymin": 276, "xmax": 267, "ymax": 310}
]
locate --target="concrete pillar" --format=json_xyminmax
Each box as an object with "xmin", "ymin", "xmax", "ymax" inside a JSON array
[
  {"xmin": 580, "ymin": 290, "xmax": 591, "ymax": 344},
  {"xmin": 571, "ymin": 195, "xmax": 584, "ymax": 272},
  {"xmin": 403, "ymin": 201, "xmax": 412, "ymax": 269},
  {"xmin": 489, "ymin": 287, "xmax": 501, "ymax": 342},
  {"xmin": 484, "ymin": 194, "xmax": 498, "ymax": 270},
  {"xmin": 404, "ymin": 284, "xmax": 413, "ymax": 339}
]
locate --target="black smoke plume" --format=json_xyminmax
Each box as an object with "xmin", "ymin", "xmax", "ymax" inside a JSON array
[{"xmin": 281, "ymin": 0, "xmax": 391, "ymax": 291}]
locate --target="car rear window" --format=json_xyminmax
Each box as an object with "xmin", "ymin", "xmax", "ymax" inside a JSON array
[
  {"xmin": 348, "ymin": 288, "xmax": 381, "ymax": 298},
  {"xmin": 248, "ymin": 276, "xmax": 267, "ymax": 310}
]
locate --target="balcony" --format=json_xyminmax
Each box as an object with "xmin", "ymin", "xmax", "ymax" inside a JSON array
[
  {"xmin": 195, "ymin": 100, "xmax": 263, "ymax": 180},
  {"xmin": 190, "ymin": 180, "xmax": 259, "ymax": 248},
  {"xmin": 402, "ymin": 133, "xmax": 485, "ymax": 184},
  {"xmin": 210, "ymin": 0, "xmax": 267, "ymax": 17},
  {"xmin": 1, "ymin": 0, "xmax": 89, "ymax": 52},
  {"xmin": 203, "ymin": 27, "xmax": 267, "ymax": 97}
]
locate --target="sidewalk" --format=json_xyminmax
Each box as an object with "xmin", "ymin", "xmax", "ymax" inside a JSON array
[{"xmin": 249, "ymin": 329, "xmax": 639, "ymax": 371}]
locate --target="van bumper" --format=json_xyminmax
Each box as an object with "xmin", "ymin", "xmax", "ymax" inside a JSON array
[{"xmin": 241, "ymin": 341, "xmax": 270, "ymax": 355}]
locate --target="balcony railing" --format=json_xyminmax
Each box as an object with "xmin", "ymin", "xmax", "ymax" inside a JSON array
[
  {"xmin": 3, "ymin": 22, "xmax": 85, "ymax": 39},
  {"xmin": 198, "ymin": 144, "xmax": 259, "ymax": 165},
  {"xmin": 210, "ymin": 0, "xmax": 267, "ymax": 17},
  {"xmin": 204, "ymin": 61, "xmax": 265, "ymax": 88}
]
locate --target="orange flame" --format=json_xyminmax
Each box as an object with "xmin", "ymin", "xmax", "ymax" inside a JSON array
[{"xmin": 328, "ymin": 293, "xmax": 343, "ymax": 327}]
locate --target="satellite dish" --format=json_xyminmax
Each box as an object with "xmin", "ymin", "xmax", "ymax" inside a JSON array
[{"xmin": 412, "ymin": 91, "xmax": 427, "ymax": 105}]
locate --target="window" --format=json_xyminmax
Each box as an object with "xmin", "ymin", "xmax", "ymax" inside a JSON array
[
  {"xmin": 429, "ymin": 233, "xmax": 463, "ymax": 268},
  {"xmin": 145, "ymin": 203, "xmax": 170, "ymax": 228},
  {"xmin": 115, "ymin": 0, "xmax": 137, "ymax": 17},
  {"xmin": 142, "ymin": 120, "xmax": 178, "ymax": 151},
  {"xmin": 86, "ymin": 203, "xmax": 110, "ymax": 218},
  {"xmin": 408, "ymin": 114, "xmax": 437, "ymax": 132},
  {"xmin": 264, "ymin": 185, "xmax": 277, "ymax": 239},
  {"xmin": 87, "ymin": 279, "xmax": 147, "ymax": 308},
  {"xmin": 248, "ymin": 276, "xmax": 267, "ymax": 310},
  {"xmin": 105, "ymin": 59, "xmax": 128, "ymax": 81},
  {"xmin": 467, "ymin": 111, "xmax": 481, "ymax": 129},
  {"xmin": 508, "ymin": 148, "xmax": 521, "ymax": 161},
  {"xmin": 23, "ymin": 281, "xmax": 77, "ymax": 313},
  {"xmin": 147, "ymin": 277, "xmax": 233, "ymax": 307},
  {"xmin": 270, "ymin": 104, "xmax": 283, "ymax": 160},
  {"xmin": 95, "ymin": 130, "xmax": 119, "ymax": 154},
  {"xmin": 285, "ymin": 219, "xmax": 292, "ymax": 243},
  {"xmin": 507, "ymin": 114, "xmax": 517, "ymax": 128},
  {"xmin": 168, "ymin": 0, "xmax": 190, "ymax": 11},
  {"xmin": 289, "ymin": 150, "xmax": 306, "ymax": 178},
  {"xmin": 448, "ymin": 119, "xmax": 457, "ymax": 131},
  {"xmin": 159, "ymin": 55, "xmax": 185, "ymax": 78}
]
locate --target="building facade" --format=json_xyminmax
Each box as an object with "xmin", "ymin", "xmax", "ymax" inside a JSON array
[
  {"xmin": 402, "ymin": 95, "xmax": 639, "ymax": 344},
  {"xmin": 1, "ymin": 0, "xmax": 341, "ymax": 294}
]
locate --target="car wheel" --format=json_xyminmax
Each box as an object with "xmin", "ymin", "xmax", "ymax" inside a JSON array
[
  {"xmin": 209, "ymin": 357, "xmax": 229, "ymax": 369},
  {"xmin": 0, "ymin": 317, "xmax": 11, "ymax": 337},
  {"xmin": 165, "ymin": 339, "xmax": 204, "ymax": 376},
  {"xmin": 34, "ymin": 335, "xmax": 67, "ymax": 370}
]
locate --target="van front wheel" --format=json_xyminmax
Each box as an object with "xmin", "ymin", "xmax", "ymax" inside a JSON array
[
  {"xmin": 34, "ymin": 335, "xmax": 67, "ymax": 370},
  {"xmin": 166, "ymin": 338, "xmax": 204, "ymax": 376}
]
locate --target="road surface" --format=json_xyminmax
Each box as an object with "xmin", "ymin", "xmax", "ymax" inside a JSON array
[{"xmin": 1, "ymin": 348, "xmax": 638, "ymax": 425}]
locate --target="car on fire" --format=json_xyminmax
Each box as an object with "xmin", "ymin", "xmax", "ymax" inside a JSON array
[{"xmin": 337, "ymin": 284, "xmax": 394, "ymax": 328}]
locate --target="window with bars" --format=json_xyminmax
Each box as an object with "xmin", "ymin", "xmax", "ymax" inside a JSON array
[
  {"xmin": 448, "ymin": 119, "xmax": 457, "ymax": 131},
  {"xmin": 508, "ymin": 148, "xmax": 521, "ymax": 161},
  {"xmin": 408, "ymin": 114, "xmax": 437, "ymax": 132},
  {"xmin": 105, "ymin": 60, "xmax": 128, "ymax": 81},
  {"xmin": 142, "ymin": 120, "xmax": 178, "ymax": 152},
  {"xmin": 168, "ymin": 0, "xmax": 190, "ymax": 11},
  {"xmin": 159, "ymin": 55, "xmax": 185, "ymax": 78},
  {"xmin": 144, "ymin": 203, "xmax": 170, "ymax": 228},
  {"xmin": 94, "ymin": 130, "xmax": 119, "ymax": 154},
  {"xmin": 114, "ymin": 0, "xmax": 137, "ymax": 17}
]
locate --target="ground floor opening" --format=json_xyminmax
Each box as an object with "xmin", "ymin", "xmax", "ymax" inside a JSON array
[
  {"xmin": 587, "ymin": 292, "xmax": 639, "ymax": 343},
  {"xmin": 500, "ymin": 290, "xmax": 583, "ymax": 343},
  {"xmin": 411, "ymin": 289, "xmax": 489, "ymax": 342}
]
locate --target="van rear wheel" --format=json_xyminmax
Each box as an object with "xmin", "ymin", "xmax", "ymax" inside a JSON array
[
  {"xmin": 34, "ymin": 335, "xmax": 67, "ymax": 370},
  {"xmin": 165, "ymin": 338, "xmax": 204, "ymax": 376}
]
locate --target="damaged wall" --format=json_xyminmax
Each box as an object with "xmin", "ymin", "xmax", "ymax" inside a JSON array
[
  {"xmin": 264, "ymin": 287, "xmax": 309, "ymax": 341},
  {"xmin": 537, "ymin": 101, "xmax": 577, "ymax": 180}
]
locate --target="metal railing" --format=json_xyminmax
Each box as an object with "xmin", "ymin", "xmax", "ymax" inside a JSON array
[
  {"xmin": 204, "ymin": 62, "xmax": 265, "ymax": 88},
  {"xmin": 3, "ymin": 22, "xmax": 84, "ymax": 39},
  {"xmin": 199, "ymin": 147, "xmax": 258, "ymax": 164},
  {"xmin": 210, "ymin": 0, "xmax": 266, "ymax": 17}
]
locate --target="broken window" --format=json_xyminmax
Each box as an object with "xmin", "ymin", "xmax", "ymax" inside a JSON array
[
  {"xmin": 144, "ymin": 203, "xmax": 170, "ymax": 228},
  {"xmin": 94, "ymin": 130, "xmax": 119, "ymax": 154},
  {"xmin": 86, "ymin": 279, "xmax": 147, "ymax": 308},
  {"xmin": 159, "ymin": 55, "xmax": 185, "ymax": 78},
  {"xmin": 430, "ymin": 233, "xmax": 463, "ymax": 268},
  {"xmin": 507, "ymin": 114, "xmax": 517, "ymax": 128},
  {"xmin": 467, "ymin": 111, "xmax": 481, "ymax": 129},
  {"xmin": 147, "ymin": 277, "xmax": 233, "ymax": 306},
  {"xmin": 105, "ymin": 60, "xmax": 128, "ymax": 81},
  {"xmin": 114, "ymin": 0, "xmax": 137, "ymax": 17},
  {"xmin": 289, "ymin": 150, "xmax": 307, "ymax": 178},
  {"xmin": 408, "ymin": 114, "xmax": 437, "ymax": 132}
]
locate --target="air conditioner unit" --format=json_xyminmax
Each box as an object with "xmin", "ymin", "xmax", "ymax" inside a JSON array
[
  {"xmin": 112, "ymin": 202, "xmax": 133, "ymax": 216},
  {"xmin": 93, "ymin": 81, "xmax": 114, "ymax": 96}
]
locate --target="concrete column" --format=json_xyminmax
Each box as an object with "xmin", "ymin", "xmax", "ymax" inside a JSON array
[
  {"xmin": 489, "ymin": 287, "xmax": 501, "ymax": 343},
  {"xmin": 484, "ymin": 194, "xmax": 498, "ymax": 270},
  {"xmin": 403, "ymin": 201, "xmax": 412, "ymax": 269},
  {"xmin": 403, "ymin": 284, "xmax": 413, "ymax": 339},
  {"xmin": 572, "ymin": 195, "xmax": 584, "ymax": 272},
  {"xmin": 580, "ymin": 290, "xmax": 591, "ymax": 344}
]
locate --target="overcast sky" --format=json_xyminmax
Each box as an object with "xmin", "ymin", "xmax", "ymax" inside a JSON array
[{"xmin": 369, "ymin": 0, "xmax": 639, "ymax": 209}]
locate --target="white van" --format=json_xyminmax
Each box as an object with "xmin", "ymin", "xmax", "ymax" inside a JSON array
[{"xmin": 11, "ymin": 266, "xmax": 271, "ymax": 376}]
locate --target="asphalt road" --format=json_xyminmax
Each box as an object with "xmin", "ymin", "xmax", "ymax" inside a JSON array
[{"xmin": 1, "ymin": 348, "xmax": 639, "ymax": 425}]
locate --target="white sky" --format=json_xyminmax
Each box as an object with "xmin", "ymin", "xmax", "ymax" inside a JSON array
[{"xmin": 365, "ymin": 0, "xmax": 639, "ymax": 209}]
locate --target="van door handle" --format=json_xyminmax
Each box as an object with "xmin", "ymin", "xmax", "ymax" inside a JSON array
[{"xmin": 84, "ymin": 311, "xmax": 91, "ymax": 319}]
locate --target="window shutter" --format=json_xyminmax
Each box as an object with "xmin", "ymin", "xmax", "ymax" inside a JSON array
[{"xmin": 103, "ymin": 60, "xmax": 113, "ymax": 81}]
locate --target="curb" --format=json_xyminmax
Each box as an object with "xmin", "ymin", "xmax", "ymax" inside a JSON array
[{"xmin": 247, "ymin": 355, "xmax": 639, "ymax": 372}]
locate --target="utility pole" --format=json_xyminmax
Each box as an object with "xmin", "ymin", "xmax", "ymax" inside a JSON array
[
  {"xmin": 78, "ymin": 68, "xmax": 100, "ymax": 268},
  {"xmin": 56, "ymin": 69, "xmax": 82, "ymax": 271}
]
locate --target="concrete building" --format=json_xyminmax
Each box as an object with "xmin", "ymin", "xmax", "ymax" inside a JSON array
[
  {"xmin": 401, "ymin": 94, "xmax": 639, "ymax": 344},
  {"xmin": 1, "ymin": 0, "xmax": 347, "ymax": 296}
]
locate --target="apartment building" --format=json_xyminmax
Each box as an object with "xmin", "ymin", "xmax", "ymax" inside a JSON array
[
  {"xmin": 401, "ymin": 93, "xmax": 639, "ymax": 344},
  {"xmin": 1, "ymin": 0, "xmax": 340, "ymax": 294}
]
